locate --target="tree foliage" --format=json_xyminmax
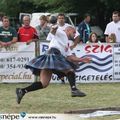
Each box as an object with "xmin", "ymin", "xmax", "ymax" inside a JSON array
[
  {"xmin": 0, "ymin": 0, "xmax": 120, "ymax": 30},
  {"xmin": 0, "ymin": 0, "xmax": 120, "ymax": 16},
  {"xmin": 0, "ymin": 0, "xmax": 36, "ymax": 16}
]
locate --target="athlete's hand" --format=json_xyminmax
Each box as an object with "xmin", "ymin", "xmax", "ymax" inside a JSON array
[{"xmin": 82, "ymin": 57, "xmax": 92, "ymax": 63}]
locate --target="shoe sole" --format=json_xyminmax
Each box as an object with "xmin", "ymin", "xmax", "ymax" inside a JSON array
[{"xmin": 71, "ymin": 94, "xmax": 86, "ymax": 97}]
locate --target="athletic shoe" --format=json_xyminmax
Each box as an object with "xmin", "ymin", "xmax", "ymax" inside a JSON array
[
  {"xmin": 71, "ymin": 89, "xmax": 86, "ymax": 97},
  {"xmin": 16, "ymin": 88, "xmax": 25, "ymax": 104}
]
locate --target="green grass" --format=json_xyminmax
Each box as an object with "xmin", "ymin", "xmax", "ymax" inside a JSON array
[{"xmin": 0, "ymin": 83, "xmax": 120, "ymax": 120}]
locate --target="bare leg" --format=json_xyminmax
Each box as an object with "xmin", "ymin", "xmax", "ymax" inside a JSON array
[
  {"xmin": 19, "ymin": 69, "xmax": 52, "ymax": 93},
  {"xmin": 40, "ymin": 69, "xmax": 52, "ymax": 88},
  {"xmin": 16, "ymin": 69, "xmax": 52, "ymax": 104}
]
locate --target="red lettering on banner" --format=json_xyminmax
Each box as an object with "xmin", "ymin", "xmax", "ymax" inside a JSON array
[
  {"xmin": 93, "ymin": 44, "xmax": 99, "ymax": 53},
  {"xmin": 85, "ymin": 44, "xmax": 112, "ymax": 53},
  {"xmin": 104, "ymin": 45, "xmax": 112, "ymax": 53}
]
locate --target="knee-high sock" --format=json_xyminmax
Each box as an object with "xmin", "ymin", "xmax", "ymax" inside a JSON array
[
  {"xmin": 21, "ymin": 81, "xmax": 43, "ymax": 93},
  {"xmin": 67, "ymin": 71, "xmax": 77, "ymax": 91}
]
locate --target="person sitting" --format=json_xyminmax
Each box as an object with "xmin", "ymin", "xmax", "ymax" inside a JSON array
[
  {"xmin": 107, "ymin": 33, "xmax": 116, "ymax": 43},
  {"xmin": 86, "ymin": 32, "xmax": 101, "ymax": 43}
]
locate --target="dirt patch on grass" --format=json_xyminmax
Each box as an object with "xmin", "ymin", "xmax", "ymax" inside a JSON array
[{"xmin": 64, "ymin": 107, "xmax": 120, "ymax": 114}]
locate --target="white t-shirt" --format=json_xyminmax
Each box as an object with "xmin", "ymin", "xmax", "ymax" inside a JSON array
[
  {"xmin": 104, "ymin": 21, "xmax": 120, "ymax": 42},
  {"xmin": 46, "ymin": 23, "xmax": 80, "ymax": 42},
  {"xmin": 49, "ymin": 29, "xmax": 72, "ymax": 57},
  {"xmin": 46, "ymin": 32, "xmax": 54, "ymax": 41}
]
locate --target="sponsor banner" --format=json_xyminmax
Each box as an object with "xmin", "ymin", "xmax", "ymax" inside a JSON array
[
  {"xmin": 40, "ymin": 42, "xmax": 120, "ymax": 83},
  {"xmin": 0, "ymin": 43, "xmax": 35, "ymax": 83},
  {"xmin": 0, "ymin": 113, "xmax": 80, "ymax": 120},
  {"xmin": 1, "ymin": 42, "xmax": 120, "ymax": 83},
  {"xmin": 74, "ymin": 43, "xmax": 113, "ymax": 83}
]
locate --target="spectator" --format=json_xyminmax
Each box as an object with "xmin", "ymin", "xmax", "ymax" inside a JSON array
[
  {"xmin": 18, "ymin": 15, "xmax": 38, "ymax": 42},
  {"xmin": 35, "ymin": 15, "xmax": 50, "ymax": 41},
  {"xmin": 57, "ymin": 13, "xmax": 80, "ymax": 50},
  {"xmin": 87, "ymin": 32, "xmax": 101, "ymax": 43},
  {"xmin": 107, "ymin": 33, "xmax": 116, "ymax": 43},
  {"xmin": 0, "ymin": 16, "xmax": 17, "ymax": 47},
  {"xmin": 104, "ymin": 11, "xmax": 120, "ymax": 42},
  {"xmin": 78, "ymin": 13, "xmax": 91, "ymax": 43}
]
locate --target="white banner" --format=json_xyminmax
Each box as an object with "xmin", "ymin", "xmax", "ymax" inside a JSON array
[
  {"xmin": 0, "ymin": 113, "xmax": 80, "ymax": 120},
  {"xmin": 0, "ymin": 43, "xmax": 35, "ymax": 83},
  {"xmin": 40, "ymin": 42, "xmax": 120, "ymax": 83},
  {"xmin": 74, "ymin": 43, "xmax": 113, "ymax": 83},
  {"xmin": 1, "ymin": 42, "xmax": 120, "ymax": 83}
]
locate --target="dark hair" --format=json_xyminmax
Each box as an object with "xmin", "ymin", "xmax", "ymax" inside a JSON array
[
  {"xmin": 2, "ymin": 16, "xmax": 9, "ymax": 21},
  {"xmin": 84, "ymin": 13, "xmax": 90, "ymax": 19},
  {"xmin": 89, "ymin": 32, "xmax": 98, "ymax": 43},
  {"xmin": 57, "ymin": 13, "xmax": 65, "ymax": 18},
  {"xmin": 49, "ymin": 16, "xmax": 57, "ymax": 24},
  {"xmin": 112, "ymin": 11, "xmax": 120, "ymax": 16}
]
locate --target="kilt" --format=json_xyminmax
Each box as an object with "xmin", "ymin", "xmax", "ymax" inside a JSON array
[{"xmin": 25, "ymin": 48, "xmax": 77, "ymax": 76}]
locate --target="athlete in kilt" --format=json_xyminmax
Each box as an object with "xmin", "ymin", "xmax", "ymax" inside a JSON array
[{"xmin": 16, "ymin": 25, "xmax": 91, "ymax": 104}]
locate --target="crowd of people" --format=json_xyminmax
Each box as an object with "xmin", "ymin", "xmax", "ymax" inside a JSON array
[
  {"xmin": 0, "ymin": 11, "xmax": 119, "ymax": 104},
  {"xmin": 78, "ymin": 11, "xmax": 120, "ymax": 44},
  {"xmin": 0, "ymin": 11, "xmax": 119, "ymax": 48}
]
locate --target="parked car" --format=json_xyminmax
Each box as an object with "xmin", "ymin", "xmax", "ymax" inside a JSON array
[
  {"xmin": 30, "ymin": 13, "xmax": 51, "ymax": 27},
  {"xmin": 29, "ymin": 12, "xmax": 78, "ymax": 27}
]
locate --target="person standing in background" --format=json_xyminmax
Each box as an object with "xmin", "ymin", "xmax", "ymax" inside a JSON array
[
  {"xmin": 78, "ymin": 13, "xmax": 91, "ymax": 43},
  {"xmin": 57, "ymin": 13, "xmax": 80, "ymax": 50},
  {"xmin": 18, "ymin": 15, "xmax": 38, "ymax": 43},
  {"xmin": 104, "ymin": 11, "xmax": 120, "ymax": 43},
  {"xmin": 35, "ymin": 15, "xmax": 50, "ymax": 41},
  {"xmin": 0, "ymin": 16, "xmax": 17, "ymax": 47}
]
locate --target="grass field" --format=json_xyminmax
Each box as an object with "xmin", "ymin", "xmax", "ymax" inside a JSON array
[{"xmin": 0, "ymin": 83, "xmax": 120, "ymax": 120}]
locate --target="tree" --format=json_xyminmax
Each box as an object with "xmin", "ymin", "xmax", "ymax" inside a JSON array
[
  {"xmin": 0, "ymin": 0, "xmax": 36, "ymax": 16},
  {"xmin": 0, "ymin": 0, "xmax": 120, "ymax": 30}
]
